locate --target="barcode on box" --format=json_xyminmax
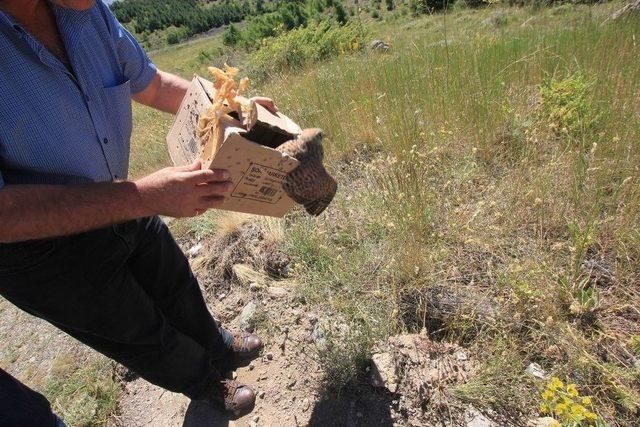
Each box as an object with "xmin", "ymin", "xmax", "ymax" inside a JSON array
[
  {"xmin": 259, "ymin": 186, "xmax": 277, "ymax": 197},
  {"xmin": 230, "ymin": 163, "xmax": 287, "ymax": 204}
]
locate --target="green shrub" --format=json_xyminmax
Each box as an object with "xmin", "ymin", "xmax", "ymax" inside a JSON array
[
  {"xmin": 249, "ymin": 20, "xmax": 368, "ymax": 80},
  {"xmin": 539, "ymin": 73, "xmax": 601, "ymax": 138},
  {"xmin": 164, "ymin": 26, "xmax": 189, "ymax": 45},
  {"xmin": 335, "ymin": 2, "xmax": 349, "ymax": 24},
  {"xmin": 241, "ymin": 2, "xmax": 309, "ymax": 49},
  {"xmin": 223, "ymin": 23, "xmax": 242, "ymax": 46},
  {"xmin": 409, "ymin": 0, "xmax": 453, "ymax": 13}
]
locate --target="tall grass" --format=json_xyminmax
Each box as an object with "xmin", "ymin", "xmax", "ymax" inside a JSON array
[
  {"xmin": 127, "ymin": 1, "xmax": 640, "ymax": 423},
  {"xmin": 256, "ymin": 2, "xmax": 640, "ymax": 423}
]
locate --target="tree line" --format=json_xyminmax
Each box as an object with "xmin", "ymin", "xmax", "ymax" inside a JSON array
[{"xmin": 111, "ymin": 0, "xmax": 252, "ymax": 36}]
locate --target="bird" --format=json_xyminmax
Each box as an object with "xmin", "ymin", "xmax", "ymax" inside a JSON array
[{"xmin": 276, "ymin": 128, "xmax": 337, "ymax": 216}]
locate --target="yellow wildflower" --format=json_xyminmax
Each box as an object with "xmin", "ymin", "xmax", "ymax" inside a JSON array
[
  {"xmin": 551, "ymin": 377, "xmax": 564, "ymax": 390},
  {"xmin": 570, "ymin": 404, "xmax": 585, "ymax": 417},
  {"xmin": 539, "ymin": 404, "xmax": 549, "ymax": 414},
  {"xmin": 555, "ymin": 402, "xmax": 567, "ymax": 414},
  {"xmin": 542, "ymin": 390, "xmax": 555, "ymax": 401},
  {"xmin": 585, "ymin": 411, "xmax": 598, "ymax": 420},
  {"xmin": 581, "ymin": 396, "xmax": 592, "ymax": 406},
  {"xmin": 566, "ymin": 383, "xmax": 579, "ymax": 397}
]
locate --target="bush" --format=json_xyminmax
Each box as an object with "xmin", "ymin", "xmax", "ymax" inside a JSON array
[
  {"xmin": 223, "ymin": 23, "xmax": 242, "ymax": 46},
  {"xmin": 165, "ymin": 26, "xmax": 189, "ymax": 45},
  {"xmin": 248, "ymin": 20, "xmax": 368, "ymax": 80},
  {"xmin": 539, "ymin": 73, "xmax": 601, "ymax": 139},
  {"xmin": 409, "ymin": 0, "xmax": 452, "ymax": 13},
  {"xmin": 335, "ymin": 2, "xmax": 349, "ymax": 25},
  {"xmin": 241, "ymin": 2, "xmax": 308, "ymax": 49}
]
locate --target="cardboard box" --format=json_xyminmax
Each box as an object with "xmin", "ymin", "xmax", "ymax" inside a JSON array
[{"xmin": 166, "ymin": 76, "xmax": 302, "ymax": 217}]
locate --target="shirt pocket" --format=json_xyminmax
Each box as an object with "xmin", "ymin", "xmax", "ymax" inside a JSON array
[{"xmin": 101, "ymin": 79, "xmax": 133, "ymax": 153}]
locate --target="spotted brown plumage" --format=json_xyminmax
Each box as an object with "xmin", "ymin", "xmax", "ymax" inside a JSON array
[{"xmin": 276, "ymin": 128, "xmax": 337, "ymax": 216}]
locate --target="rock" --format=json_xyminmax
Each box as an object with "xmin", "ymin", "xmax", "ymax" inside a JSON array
[
  {"xmin": 526, "ymin": 362, "xmax": 547, "ymax": 379},
  {"xmin": 186, "ymin": 243, "xmax": 203, "ymax": 257},
  {"xmin": 232, "ymin": 263, "xmax": 270, "ymax": 287},
  {"xmin": 248, "ymin": 363, "xmax": 255, "ymax": 371},
  {"xmin": 258, "ymin": 390, "xmax": 266, "ymax": 399},
  {"xmin": 609, "ymin": 0, "xmax": 640, "ymax": 22},
  {"xmin": 302, "ymin": 398, "xmax": 310, "ymax": 412},
  {"xmin": 456, "ymin": 351, "xmax": 468, "ymax": 361},
  {"xmin": 262, "ymin": 247, "xmax": 291, "ymax": 278},
  {"xmin": 287, "ymin": 379, "xmax": 297, "ymax": 388},
  {"xmin": 239, "ymin": 301, "xmax": 260, "ymax": 332},
  {"xmin": 310, "ymin": 322, "xmax": 326, "ymax": 349},
  {"xmin": 370, "ymin": 352, "xmax": 398, "ymax": 393},
  {"xmin": 464, "ymin": 405, "xmax": 497, "ymax": 427},
  {"xmin": 528, "ymin": 417, "xmax": 560, "ymax": 427},
  {"xmin": 267, "ymin": 286, "xmax": 288, "ymax": 298},
  {"xmin": 249, "ymin": 282, "xmax": 263, "ymax": 292},
  {"xmin": 481, "ymin": 11, "xmax": 509, "ymax": 28},
  {"xmin": 266, "ymin": 352, "xmax": 274, "ymax": 360},
  {"xmin": 369, "ymin": 39, "xmax": 390, "ymax": 52}
]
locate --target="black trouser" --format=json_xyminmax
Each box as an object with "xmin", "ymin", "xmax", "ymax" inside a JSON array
[
  {"xmin": 0, "ymin": 368, "xmax": 60, "ymax": 427},
  {"xmin": 0, "ymin": 216, "xmax": 230, "ymax": 400}
]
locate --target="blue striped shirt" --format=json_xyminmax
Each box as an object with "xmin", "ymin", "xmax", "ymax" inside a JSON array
[{"xmin": 0, "ymin": 1, "xmax": 156, "ymax": 188}]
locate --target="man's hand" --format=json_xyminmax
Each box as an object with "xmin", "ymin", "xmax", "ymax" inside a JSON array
[{"xmin": 135, "ymin": 160, "xmax": 231, "ymax": 218}]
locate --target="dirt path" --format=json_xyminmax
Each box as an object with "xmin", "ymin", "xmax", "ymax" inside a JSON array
[{"xmin": 111, "ymin": 259, "xmax": 395, "ymax": 427}]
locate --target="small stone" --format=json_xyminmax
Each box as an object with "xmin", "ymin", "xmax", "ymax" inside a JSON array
[
  {"xmin": 266, "ymin": 352, "xmax": 274, "ymax": 360},
  {"xmin": 267, "ymin": 286, "xmax": 288, "ymax": 298},
  {"xmin": 370, "ymin": 352, "xmax": 398, "ymax": 393},
  {"xmin": 218, "ymin": 293, "xmax": 226, "ymax": 300},
  {"xmin": 456, "ymin": 351, "xmax": 468, "ymax": 361},
  {"xmin": 186, "ymin": 243, "xmax": 203, "ymax": 257},
  {"xmin": 248, "ymin": 363, "xmax": 255, "ymax": 371},
  {"xmin": 465, "ymin": 405, "xmax": 497, "ymax": 427},
  {"xmin": 253, "ymin": 415, "xmax": 260, "ymax": 422},
  {"xmin": 302, "ymin": 398, "xmax": 310, "ymax": 412},
  {"xmin": 258, "ymin": 390, "xmax": 266, "ymax": 399},
  {"xmin": 526, "ymin": 362, "xmax": 547, "ymax": 379},
  {"xmin": 288, "ymin": 379, "xmax": 297, "ymax": 388},
  {"xmin": 249, "ymin": 282, "xmax": 263, "ymax": 292},
  {"xmin": 528, "ymin": 417, "xmax": 560, "ymax": 427},
  {"xmin": 239, "ymin": 301, "xmax": 260, "ymax": 332},
  {"xmin": 231, "ymin": 371, "xmax": 237, "ymax": 380}
]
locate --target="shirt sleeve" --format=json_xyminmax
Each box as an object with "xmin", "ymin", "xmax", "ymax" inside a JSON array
[
  {"xmin": 98, "ymin": 1, "xmax": 157, "ymax": 94},
  {"xmin": 0, "ymin": 170, "xmax": 4, "ymax": 189}
]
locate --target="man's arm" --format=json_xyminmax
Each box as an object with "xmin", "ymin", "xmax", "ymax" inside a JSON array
[
  {"xmin": 0, "ymin": 161, "xmax": 230, "ymax": 243},
  {"xmin": 132, "ymin": 70, "xmax": 280, "ymax": 115},
  {"xmin": 132, "ymin": 70, "xmax": 189, "ymax": 114}
]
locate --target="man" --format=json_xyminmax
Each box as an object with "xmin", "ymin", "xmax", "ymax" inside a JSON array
[{"xmin": 0, "ymin": 0, "xmax": 273, "ymax": 422}]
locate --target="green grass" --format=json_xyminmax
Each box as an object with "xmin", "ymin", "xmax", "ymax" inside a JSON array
[
  {"xmin": 128, "ymin": 1, "xmax": 640, "ymax": 424},
  {"xmin": 44, "ymin": 356, "xmax": 119, "ymax": 427}
]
